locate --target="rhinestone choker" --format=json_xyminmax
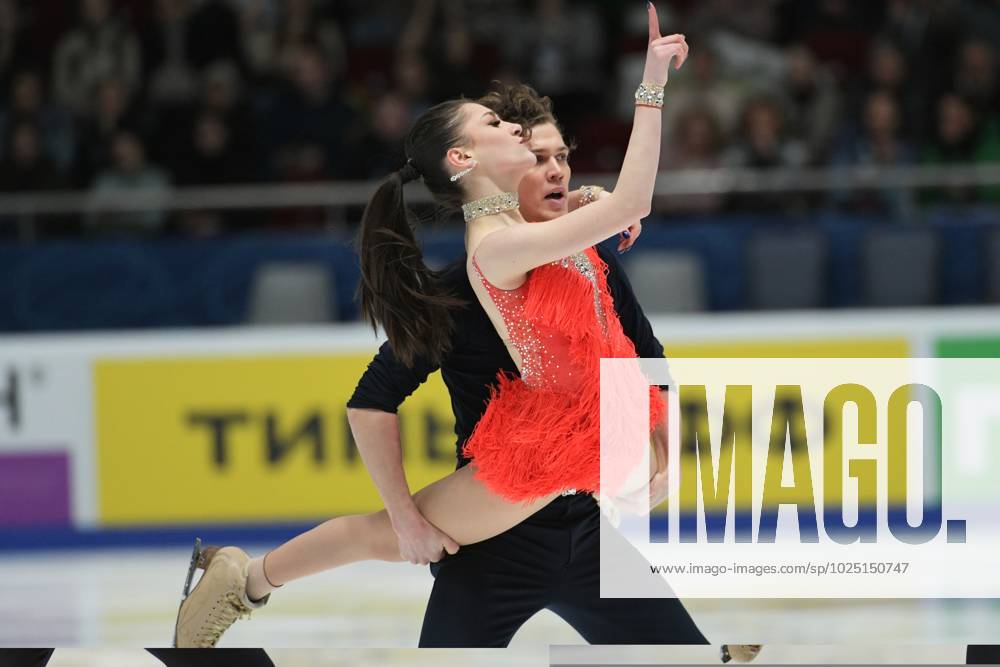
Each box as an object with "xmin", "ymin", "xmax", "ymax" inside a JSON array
[{"xmin": 462, "ymin": 192, "xmax": 519, "ymax": 223}]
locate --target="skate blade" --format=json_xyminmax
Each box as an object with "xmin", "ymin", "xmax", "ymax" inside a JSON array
[
  {"xmin": 172, "ymin": 538, "xmax": 203, "ymax": 648},
  {"xmin": 182, "ymin": 538, "xmax": 203, "ymax": 600}
]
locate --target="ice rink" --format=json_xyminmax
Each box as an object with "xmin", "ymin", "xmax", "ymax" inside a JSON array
[{"xmin": 2, "ymin": 545, "xmax": 999, "ymax": 666}]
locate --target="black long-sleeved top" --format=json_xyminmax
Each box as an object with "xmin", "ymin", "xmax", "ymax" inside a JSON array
[{"xmin": 347, "ymin": 244, "xmax": 667, "ymax": 466}]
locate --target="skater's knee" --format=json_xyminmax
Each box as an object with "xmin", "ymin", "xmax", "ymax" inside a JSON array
[{"xmin": 358, "ymin": 510, "xmax": 402, "ymax": 562}]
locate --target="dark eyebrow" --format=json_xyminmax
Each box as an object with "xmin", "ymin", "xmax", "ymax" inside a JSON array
[
  {"xmin": 531, "ymin": 146, "xmax": 570, "ymax": 155},
  {"xmin": 481, "ymin": 111, "xmax": 499, "ymax": 120}
]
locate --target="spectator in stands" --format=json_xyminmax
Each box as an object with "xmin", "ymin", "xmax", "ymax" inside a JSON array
[
  {"xmin": 0, "ymin": 0, "xmax": 35, "ymax": 92},
  {"xmin": 74, "ymin": 76, "xmax": 138, "ymax": 187},
  {"xmin": 184, "ymin": 0, "xmax": 244, "ymax": 72},
  {"xmin": 640, "ymin": 39, "xmax": 747, "ymax": 140},
  {"xmin": 242, "ymin": 0, "xmax": 346, "ymax": 82},
  {"xmin": 865, "ymin": 39, "xmax": 908, "ymax": 94},
  {"xmin": 726, "ymin": 95, "xmax": 808, "ymax": 169},
  {"xmin": 341, "ymin": 0, "xmax": 405, "ymax": 48},
  {"xmin": 90, "ymin": 129, "xmax": 171, "ymax": 233},
  {"xmin": 0, "ymin": 121, "xmax": 65, "ymax": 192},
  {"xmin": 432, "ymin": 20, "xmax": 483, "ymax": 101},
  {"xmin": 923, "ymin": 93, "xmax": 1000, "ymax": 204},
  {"xmin": 841, "ymin": 91, "xmax": 914, "ymax": 167},
  {"xmin": 955, "ymin": 38, "xmax": 998, "ymax": 121},
  {"xmin": 913, "ymin": 1, "xmax": 1000, "ymax": 105},
  {"xmin": 176, "ymin": 113, "xmax": 251, "ymax": 186},
  {"xmin": 831, "ymin": 90, "xmax": 915, "ymax": 217},
  {"xmin": 725, "ymin": 94, "xmax": 809, "ymax": 213},
  {"xmin": 201, "ymin": 59, "xmax": 243, "ymax": 116},
  {"xmin": 52, "ymin": 0, "xmax": 141, "ymax": 114},
  {"xmin": 172, "ymin": 112, "xmax": 254, "ymax": 237},
  {"xmin": 881, "ymin": 0, "xmax": 933, "ymax": 54},
  {"xmin": 690, "ymin": 0, "xmax": 777, "ymax": 44},
  {"xmin": 658, "ymin": 103, "xmax": 727, "ymax": 215},
  {"xmin": 685, "ymin": 1, "xmax": 787, "ymax": 85},
  {"xmin": 0, "ymin": 70, "xmax": 75, "ymax": 175},
  {"xmin": 783, "ymin": 43, "xmax": 840, "ymax": 164},
  {"xmin": 398, "ymin": 0, "xmax": 483, "ymax": 101},
  {"xmin": 393, "ymin": 50, "xmax": 433, "ymax": 117},
  {"xmin": 504, "ymin": 0, "xmax": 605, "ymax": 119},
  {"xmin": 197, "ymin": 61, "xmax": 258, "ymax": 174},
  {"xmin": 350, "ymin": 91, "xmax": 410, "ymax": 179},
  {"xmin": 0, "ymin": 0, "xmax": 994, "ymax": 229},
  {"xmin": 853, "ymin": 38, "xmax": 925, "ymax": 140},
  {"xmin": 151, "ymin": 58, "xmax": 258, "ymax": 238},
  {"xmin": 774, "ymin": 0, "xmax": 877, "ymax": 75},
  {"xmin": 141, "ymin": 0, "xmax": 199, "ymax": 108},
  {"xmin": 266, "ymin": 44, "xmax": 362, "ymax": 180}
]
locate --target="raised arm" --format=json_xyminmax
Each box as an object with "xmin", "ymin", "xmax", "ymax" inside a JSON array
[{"xmin": 473, "ymin": 3, "xmax": 687, "ymax": 284}]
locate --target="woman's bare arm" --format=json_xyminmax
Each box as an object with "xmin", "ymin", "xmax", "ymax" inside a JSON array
[{"xmin": 474, "ymin": 3, "xmax": 687, "ymax": 285}]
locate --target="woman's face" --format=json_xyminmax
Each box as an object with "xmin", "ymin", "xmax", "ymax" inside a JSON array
[
  {"xmin": 746, "ymin": 103, "xmax": 781, "ymax": 146},
  {"xmin": 864, "ymin": 92, "xmax": 899, "ymax": 136},
  {"xmin": 453, "ymin": 103, "xmax": 535, "ymax": 188},
  {"xmin": 938, "ymin": 95, "xmax": 974, "ymax": 145},
  {"xmin": 517, "ymin": 122, "xmax": 571, "ymax": 222}
]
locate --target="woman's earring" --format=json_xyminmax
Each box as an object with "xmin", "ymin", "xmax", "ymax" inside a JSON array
[{"xmin": 450, "ymin": 160, "xmax": 477, "ymax": 182}]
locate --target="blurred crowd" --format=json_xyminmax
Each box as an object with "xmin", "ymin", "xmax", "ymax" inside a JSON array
[{"xmin": 1, "ymin": 0, "xmax": 999, "ymax": 235}]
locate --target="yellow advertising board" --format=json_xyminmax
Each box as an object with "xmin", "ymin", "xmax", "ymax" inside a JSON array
[
  {"xmin": 95, "ymin": 354, "xmax": 458, "ymax": 524},
  {"xmin": 665, "ymin": 338, "xmax": 910, "ymax": 359},
  {"xmin": 94, "ymin": 337, "xmax": 911, "ymax": 525}
]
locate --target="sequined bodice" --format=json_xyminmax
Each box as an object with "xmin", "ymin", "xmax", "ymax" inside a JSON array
[
  {"xmin": 471, "ymin": 247, "xmax": 609, "ymax": 389},
  {"xmin": 463, "ymin": 244, "xmax": 666, "ymax": 503}
]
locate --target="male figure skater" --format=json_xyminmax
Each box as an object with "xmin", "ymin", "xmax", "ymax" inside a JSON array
[{"xmin": 346, "ymin": 81, "xmax": 708, "ymax": 647}]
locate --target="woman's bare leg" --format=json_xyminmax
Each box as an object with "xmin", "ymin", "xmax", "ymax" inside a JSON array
[{"xmin": 250, "ymin": 465, "xmax": 558, "ymax": 597}]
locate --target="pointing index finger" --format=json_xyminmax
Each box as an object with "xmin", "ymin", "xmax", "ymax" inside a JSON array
[{"xmin": 648, "ymin": 1, "xmax": 662, "ymax": 42}]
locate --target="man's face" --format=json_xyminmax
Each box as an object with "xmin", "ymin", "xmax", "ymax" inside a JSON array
[{"xmin": 518, "ymin": 122, "xmax": 571, "ymax": 222}]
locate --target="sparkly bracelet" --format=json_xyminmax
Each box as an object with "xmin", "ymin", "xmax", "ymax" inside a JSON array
[
  {"xmin": 579, "ymin": 185, "xmax": 605, "ymax": 206},
  {"xmin": 634, "ymin": 82, "xmax": 665, "ymax": 108}
]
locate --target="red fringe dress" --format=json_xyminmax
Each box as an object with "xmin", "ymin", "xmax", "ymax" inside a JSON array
[{"xmin": 462, "ymin": 246, "xmax": 667, "ymax": 503}]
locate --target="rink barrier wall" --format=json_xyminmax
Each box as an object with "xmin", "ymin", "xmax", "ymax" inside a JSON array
[{"xmin": 1, "ymin": 308, "xmax": 999, "ymax": 549}]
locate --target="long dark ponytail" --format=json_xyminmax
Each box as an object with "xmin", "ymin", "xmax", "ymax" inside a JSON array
[{"xmin": 356, "ymin": 99, "xmax": 469, "ymax": 368}]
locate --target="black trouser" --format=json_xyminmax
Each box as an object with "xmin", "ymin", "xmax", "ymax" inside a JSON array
[
  {"xmin": 0, "ymin": 649, "xmax": 274, "ymax": 666},
  {"xmin": 968, "ymin": 646, "xmax": 1000, "ymax": 664},
  {"xmin": 418, "ymin": 493, "xmax": 708, "ymax": 647}
]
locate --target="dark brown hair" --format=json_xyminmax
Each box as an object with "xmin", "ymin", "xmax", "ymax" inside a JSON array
[
  {"xmin": 356, "ymin": 99, "xmax": 469, "ymax": 368},
  {"xmin": 477, "ymin": 81, "xmax": 574, "ymax": 150}
]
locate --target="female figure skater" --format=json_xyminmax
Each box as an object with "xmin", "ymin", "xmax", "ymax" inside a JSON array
[{"xmin": 174, "ymin": 3, "xmax": 690, "ymax": 649}]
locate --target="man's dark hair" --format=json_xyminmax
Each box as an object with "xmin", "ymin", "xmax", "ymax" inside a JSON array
[{"xmin": 478, "ymin": 81, "xmax": 575, "ymax": 150}]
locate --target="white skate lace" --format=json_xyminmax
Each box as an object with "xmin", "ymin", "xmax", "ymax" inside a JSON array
[{"xmin": 194, "ymin": 588, "xmax": 253, "ymax": 648}]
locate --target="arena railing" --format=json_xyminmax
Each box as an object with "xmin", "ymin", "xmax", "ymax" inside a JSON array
[{"xmin": 1, "ymin": 163, "xmax": 999, "ymax": 240}]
